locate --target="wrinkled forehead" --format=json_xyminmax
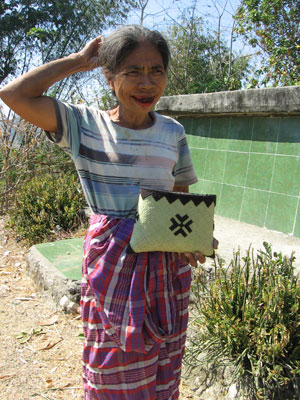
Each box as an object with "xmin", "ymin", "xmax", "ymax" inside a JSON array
[{"xmin": 118, "ymin": 41, "xmax": 164, "ymax": 70}]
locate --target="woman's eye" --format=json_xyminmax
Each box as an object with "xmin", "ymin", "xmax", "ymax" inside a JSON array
[
  {"xmin": 152, "ymin": 69, "xmax": 164, "ymax": 75},
  {"xmin": 126, "ymin": 71, "xmax": 138, "ymax": 76}
]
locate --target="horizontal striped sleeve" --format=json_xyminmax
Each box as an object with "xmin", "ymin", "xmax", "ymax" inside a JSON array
[{"xmin": 45, "ymin": 99, "xmax": 82, "ymax": 158}]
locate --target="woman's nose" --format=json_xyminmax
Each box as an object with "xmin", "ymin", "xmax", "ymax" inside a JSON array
[{"xmin": 138, "ymin": 73, "xmax": 154, "ymax": 88}]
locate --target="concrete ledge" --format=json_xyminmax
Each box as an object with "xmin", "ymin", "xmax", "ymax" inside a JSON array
[
  {"xmin": 26, "ymin": 246, "xmax": 81, "ymax": 308},
  {"xmin": 156, "ymin": 86, "xmax": 300, "ymax": 117}
]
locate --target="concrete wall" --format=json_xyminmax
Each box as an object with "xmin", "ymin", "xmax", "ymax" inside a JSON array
[{"xmin": 156, "ymin": 87, "xmax": 300, "ymax": 237}]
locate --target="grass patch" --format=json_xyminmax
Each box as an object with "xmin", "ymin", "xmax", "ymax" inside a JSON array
[{"xmin": 185, "ymin": 243, "xmax": 300, "ymax": 399}]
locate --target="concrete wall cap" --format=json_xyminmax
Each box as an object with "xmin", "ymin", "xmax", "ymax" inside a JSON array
[{"xmin": 156, "ymin": 86, "xmax": 300, "ymax": 117}]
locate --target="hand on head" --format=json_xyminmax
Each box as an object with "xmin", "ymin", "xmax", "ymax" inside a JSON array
[{"xmin": 77, "ymin": 36, "xmax": 103, "ymax": 71}]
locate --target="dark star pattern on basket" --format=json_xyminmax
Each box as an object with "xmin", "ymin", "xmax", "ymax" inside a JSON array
[{"xmin": 169, "ymin": 214, "xmax": 193, "ymax": 237}]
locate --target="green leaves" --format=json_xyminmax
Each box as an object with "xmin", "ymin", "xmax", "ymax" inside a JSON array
[
  {"xmin": 7, "ymin": 169, "xmax": 88, "ymax": 245},
  {"xmin": 16, "ymin": 327, "xmax": 45, "ymax": 344},
  {"xmin": 234, "ymin": 0, "xmax": 300, "ymax": 87},
  {"xmin": 1, "ymin": 0, "xmax": 133, "ymax": 84},
  {"xmin": 187, "ymin": 244, "xmax": 300, "ymax": 399},
  {"xmin": 165, "ymin": 8, "xmax": 250, "ymax": 96}
]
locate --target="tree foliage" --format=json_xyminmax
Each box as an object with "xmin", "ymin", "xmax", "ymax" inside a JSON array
[
  {"xmin": 0, "ymin": 0, "xmax": 134, "ymax": 85},
  {"xmin": 165, "ymin": 10, "xmax": 250, "ymax": 95},
  {"xmin": 235, "ymin": 0, "xmax": 300, "ymax": 87},
  {"xmin": 0, "ymin": 0, "xmax": 135, "ymax": 222}
]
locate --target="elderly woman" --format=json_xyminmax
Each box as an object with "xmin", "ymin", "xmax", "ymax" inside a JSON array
[{"xmin": 0, "ymin": 25, "xmax": 213, "ymax": 400}]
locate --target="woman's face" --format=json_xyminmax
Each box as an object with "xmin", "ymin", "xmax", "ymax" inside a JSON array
[{"xmin": 108, "ymin": 41, "xmax": 167, "ymax": 117}]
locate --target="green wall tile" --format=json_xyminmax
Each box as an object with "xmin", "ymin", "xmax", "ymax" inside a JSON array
[
  {"xmin": 190, "ymin": 148, "xmax": 208, "ymax": 179},
  {"xmin": 206, "ymin": 181, "xmax": 222, "ymax": 198},
  {"xmin": 240, "ymin": 188, "xmax": 269, "ymax": 227},
  {"xmin": 251, "ymin": 117, "xmax": 279, "ymax": 154},
  {"xmin": 179, "ymin": 117, "xmax": 195, "ymax": 135},
  {"xmin": 271, "ymin": 156, "xmax": 300, "ymax": 196},
  {"xmin": 223, "ymin": 152, "xmax": 249, "ymax": 186},
  {"xmin": 197, "ymin": 179, "xmax": 222, "ymax": 197},
  {"xmin": 193, "ymin": 118, "xmax": 211, "ymax": 137},
  {"xmin": 190, "ymin": 179, "xmax": 222, "ymax": 213},
  {"xmin": 208, "ymin": 118, "xmax": 230, "ymax": 150},
  {"xmin": 197, "ymin": 135, "xmax": 209, "ymax": 149},
  {"xmin": 191, "ymin": 179, "xmax": 221, "ymax": 195},
  {"xmin": 187, "ymin": 134, "xmax": 199, "ymax": 148},
  {"xmin": 265, "ymin": 193, "xmax": 298, "ymax": 234},
  {"xmin": 176, "ymin": 114, "xmax": 300, "ymax": 237},
  {"xmin": 180, "ymin": 118, "xmax": 211, "ymax": 149},
  {"xmin": 189, "ymin": 180, "xmax": 205, "ymax": 194},
  {"xmin": 228, "ymin": 117, "xmax": 253, "ymax": 152},
  {"xmin": 204, "ymin": 150, "xmax": 227, "ymax": 183},
  {"xmin": 246, "ymin": 153, "xmax": 274, "ymax": 191},
  {"xmin": 219, "ymin": 184, "xmax": 243, "ymax": 219},
  {"xmin": 187, "ymin": 133, "xmax": 208, "ymax": 149},
  {"xmin": 183, "ymin": 117, "xmax": 211, "ymax": 149},
  {"xmin": 277, "ymin": 117, "xmax": 300, "ymax": 156},
  {"xmin": 204, "ymin": 181, "xmax": 222, "ymax": 213},
  {"xmin": 35, "ymin": 238, "xmax": 84, "ymax": 280},
  {"xmin": 294, "ymin": 201, "xmax": 300, "ymax": 238}
]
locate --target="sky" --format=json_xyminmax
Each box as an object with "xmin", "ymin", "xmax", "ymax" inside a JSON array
[
  {"xmin": 0, "ymin": 0, "xmax": 254, "ymax": 115},
  {"xmin": 114, "ymin": 0, "xmax": 251, "ymax": 56},
  {"xmin": 126, "ymin": 0, "xmax": 242, "ymax": 40}
]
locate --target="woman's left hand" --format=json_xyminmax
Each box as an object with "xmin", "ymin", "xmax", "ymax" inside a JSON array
[{"xmin": 179, "ymin": 238, "xmax": 219, "ymax": 267}]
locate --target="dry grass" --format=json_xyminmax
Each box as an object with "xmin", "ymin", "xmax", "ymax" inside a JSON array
[{"xmin": 0, "ymin": 217, "xmax": 196, "ymax": 400}]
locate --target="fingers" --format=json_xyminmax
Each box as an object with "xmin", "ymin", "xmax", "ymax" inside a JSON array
[
  {"xmin": 89, "ymin": 35, "xmax": 103, "ymax": 47},
  {"xmin": 179, "ymin": 253, "xmax": 190, "ymax": 265},
  {"xmin": 213, "ymin": 237, "xmax": 219, "ymax": 250},
  {"xmin": 194, "ymin": 251, "xmax": 206, "ymax": 264},
  {"xmin": 89, "ymin": 36, "xmax": 103, "ymax": 57},
  {"xmin": 95, "ymin": 35, "xmax": 103, "ymax": 49},
  {"xmin": 81, "ymin": 36, "xmax": 102, "ymax": 53},
  {"xmin": 77, "ymin": 36, "xmax": 103, "ymax": 70},
  {"xmin": 179, "ymin": 237, "xmax": 219, "ymax": 267},
  {"xmin": 184, "ymin": 253, "xmax": 198, "ymax": 267},
  {"xmin": 182, "ymin": 252, "xmax": 206, "ymax": 267}
]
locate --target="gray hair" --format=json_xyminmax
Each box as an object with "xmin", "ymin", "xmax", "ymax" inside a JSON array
[{"xmin": 98, "ymin": 25, "xmax": 170, "ymax": 79}]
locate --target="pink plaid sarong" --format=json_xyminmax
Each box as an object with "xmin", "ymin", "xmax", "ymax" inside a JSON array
[{"xmin": 81, "ymin": 214, "xmax": 191, "ymax": 400}]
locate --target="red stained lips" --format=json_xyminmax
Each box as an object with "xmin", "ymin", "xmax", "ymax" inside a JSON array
[{"xmin": 132, "ymin": 96, "xmax": 155, "ymax": 107}]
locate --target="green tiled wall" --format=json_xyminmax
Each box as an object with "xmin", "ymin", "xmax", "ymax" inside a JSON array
[{"xmin": 180, "ymin": 116, "xmax": 300, "ymax": 237}]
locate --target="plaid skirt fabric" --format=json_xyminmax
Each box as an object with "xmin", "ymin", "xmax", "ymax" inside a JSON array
[{"xmin": 81, "ymin": 214, "xmax": 192, "ymax": 400}]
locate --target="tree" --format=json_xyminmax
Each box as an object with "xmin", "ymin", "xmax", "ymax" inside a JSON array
[
  {"xmin": 0, "ymin": 0, "xmax": 134, "ymax": 213},
  {"xmin": 127, "ymin": 0, "xmax": 176, "ymax": 27},
  {"xmin": 234, "ymin": 0, "xmax": 300, "ymax": 87},
  {"xmin": 165, "ymin": 8, "xmax": 250, "ymax": 95},
  {"xmin": 0, "ymin": 0, "xmax": 134, "ymax": 85}
]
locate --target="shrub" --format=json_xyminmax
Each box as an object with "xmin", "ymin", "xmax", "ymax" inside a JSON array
[
  {"xmin": 0, "ymin": 116, "xmax": 75, "ymax": 214},
  {"xmin": 8, "ymin": 171, "xmax": 88, "ymax": 244},
  {"xmin": 185, "ymin": 243, "xmax": 300, "ymax": 399}
]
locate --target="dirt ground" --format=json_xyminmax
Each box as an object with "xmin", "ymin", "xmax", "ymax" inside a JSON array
[{"xmin": 0, "ymin": 217, "xmax": 196, "ymax": 400}]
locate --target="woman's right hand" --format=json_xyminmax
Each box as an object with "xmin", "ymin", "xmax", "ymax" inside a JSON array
[
  {"xmin": 76, "ymin": 36, "xmax": 103, "ymax": 72},
  {"xmin": 0, "ymin": 35, "xmax": 104, "ymax": 133}
]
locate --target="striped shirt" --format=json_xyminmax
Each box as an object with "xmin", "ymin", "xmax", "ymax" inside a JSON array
[{"xmin": 47, "ymin": 100, "xmax": 197, "ymax": 217}]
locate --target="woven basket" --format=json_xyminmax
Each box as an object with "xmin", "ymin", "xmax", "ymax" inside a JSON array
[{"xmin": 127, "ymin": 188, "xmax": 216, "ymax": 256}]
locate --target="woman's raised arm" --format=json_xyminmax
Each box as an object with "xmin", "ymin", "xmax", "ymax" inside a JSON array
[{"xmin": 0, "ymin": 36, "xmax": 102, "ymax": 133}]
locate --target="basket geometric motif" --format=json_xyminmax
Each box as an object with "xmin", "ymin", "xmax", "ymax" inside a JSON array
[{"xmin": 127, "ymin": 188, "xmax": 216, "ymax": 256}]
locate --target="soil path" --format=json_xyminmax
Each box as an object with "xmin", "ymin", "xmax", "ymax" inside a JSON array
[{"xmin": 0, "ymin": 218, "xmax": 195, "ymax": 400}]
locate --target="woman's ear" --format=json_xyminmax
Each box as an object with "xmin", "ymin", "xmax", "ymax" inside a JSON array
[
  {"xmin": 108, "ymin": 80, "xmax": 115, "ymax": 92},
  {"xmin": 104, "ymin": 71, "xmax": 114, "ymax": 91}
]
